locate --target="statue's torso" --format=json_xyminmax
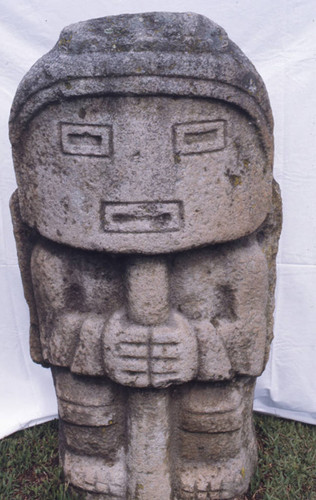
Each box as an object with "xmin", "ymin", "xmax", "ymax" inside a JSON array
[{"xmin": 30, "ymin": 235, "xmax": 268, "ymax": 385}]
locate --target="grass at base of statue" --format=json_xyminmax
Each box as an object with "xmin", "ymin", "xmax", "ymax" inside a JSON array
[
  {"xmin": 248, "ymin": 414, "xmax": 316, "ymax": 500},
  {"xmin": 0, "ymin": 414, "xmax": 315, "ymax": 500},
  {"xmin": 0, "ymin": 420, "xmax": 83, "ymax": 500}
]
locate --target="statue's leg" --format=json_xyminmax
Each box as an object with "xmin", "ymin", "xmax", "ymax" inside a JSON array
[
  {"xmin": 52, "ymin": 367, "xmax": 127, "ymax": 499},
  {"xmin": 172, "ymin": 377, "xmax": 257, "ymax": 500}
]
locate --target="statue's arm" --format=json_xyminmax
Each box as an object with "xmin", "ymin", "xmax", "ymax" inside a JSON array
[
  {"xmin": 29, "ymin": 241, "xmax": 124, "ymax": 376},
  {"xmin": 212, "ymin": 238, "xmax": 270, "ymax": 377},
  {"xmin": 214, "ymin": 182, "xmax": 282, "ymax": 376},
  {"xmin": 10, "ymin": 190, "xmax": 45, "ymax": 365}
]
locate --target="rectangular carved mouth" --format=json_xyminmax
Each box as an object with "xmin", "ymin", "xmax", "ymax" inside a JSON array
[{"xmin": 101, "ymin": 201, "xmax": 183, "ymax": 233}]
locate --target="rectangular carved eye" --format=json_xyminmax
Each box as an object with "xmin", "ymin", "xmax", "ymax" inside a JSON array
[
  {"xmin": 61, "ymin": 123, "xmax": 112, "ymax": 156},
  {"xmin": 173, "ymin": 120, "xmax": 226, "ymax": 155}
]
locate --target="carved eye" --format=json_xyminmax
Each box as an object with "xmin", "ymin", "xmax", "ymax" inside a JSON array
[
  {"xmin": 173, "ymin": 120, "xmax": 226, "ymax": 155},
  {"xmin": 61, "ymin": 123, "xmax": 112, "ymax": 157}
]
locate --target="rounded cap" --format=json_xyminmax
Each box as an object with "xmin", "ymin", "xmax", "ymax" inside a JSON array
[{"xmin": 10, "ymin": 12, "xmax": 273, "ymax": 153}]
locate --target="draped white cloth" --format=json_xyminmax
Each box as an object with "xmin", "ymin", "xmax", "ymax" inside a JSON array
[{"xmin": 1, "ymin": 0, "xmax": 315, "ymax": 438}]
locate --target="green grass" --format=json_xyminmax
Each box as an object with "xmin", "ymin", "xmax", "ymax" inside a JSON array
[
  {"xmin": 247, "ymin": 414, "xmax": 316, "ymax": 500},
  {"xmin": 0, "ymin": 420, "xmax": 83, "ymax": 500},
  {"xmin": 0, "ymin": 414, "xmax": 315, "ymax": 499}
]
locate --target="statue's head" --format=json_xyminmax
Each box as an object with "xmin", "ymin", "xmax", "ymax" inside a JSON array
[{"xmin": 10, "ymin": 12, "xmax": 273, "ymax": 253}]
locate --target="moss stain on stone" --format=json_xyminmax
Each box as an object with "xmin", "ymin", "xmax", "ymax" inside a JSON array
[
  {"xmin": 58, "ymin": 34, "xmax": 73, "ymax": 50},
  {"xmin": 243, "ymin": 159, "xmax": 250, "ymax": 169},
  {"xmin": 226, "ymin": 173, "xmax": 242, "ymax": 187}
]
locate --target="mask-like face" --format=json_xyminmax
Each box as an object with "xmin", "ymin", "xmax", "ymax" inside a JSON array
[{"xmin": 15, "ymin": 96, "xmax": 271, "ymax": 253}]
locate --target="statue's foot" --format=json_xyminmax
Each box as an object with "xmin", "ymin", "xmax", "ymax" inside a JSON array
[
  {"xmin": 63, "ymin": 447, "xmax": 126, "ymax": 498},
  {"xmin": 175, "ymin": 447, "xmax": 257, "ymax": 500}
]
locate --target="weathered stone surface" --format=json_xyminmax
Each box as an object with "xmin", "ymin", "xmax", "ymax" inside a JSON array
[
  {"xmin": 10, "ymin": 12, "xmax": 282, "ymax": 500},
  {"xmin": 10, "ymin": 95, "xmax": 271, "ymax": 254}
]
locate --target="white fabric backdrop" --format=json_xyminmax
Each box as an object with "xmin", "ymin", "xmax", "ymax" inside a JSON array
[{"xmin": 1, "ymin": 0, "xmax": 315, "ymax": 438}]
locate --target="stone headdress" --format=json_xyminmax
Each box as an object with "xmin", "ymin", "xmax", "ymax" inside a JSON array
[{"xmin": 9, "ymin": 12, "xmax": 273, "ymax": 161}]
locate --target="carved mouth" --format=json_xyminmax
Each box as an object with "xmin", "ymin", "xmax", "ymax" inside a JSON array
[{"xmin": 101, "ymin": 201, "xmax": 183, "ymax": 233}]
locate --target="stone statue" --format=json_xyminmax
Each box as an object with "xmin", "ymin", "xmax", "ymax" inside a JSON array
[{"xmin": 9, "ymin": 12, "xmax": 282, "ymax": 499}]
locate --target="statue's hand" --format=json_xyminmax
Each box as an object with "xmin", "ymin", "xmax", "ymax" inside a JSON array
[{"xmin": 103, "ymin": 310, "xmax": 198, "ymax": 388}]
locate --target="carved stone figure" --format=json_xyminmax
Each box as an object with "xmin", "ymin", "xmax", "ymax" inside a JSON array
[{"xmin": 9, "ymin": 12, "xmax": 282, "ymax": 500}]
